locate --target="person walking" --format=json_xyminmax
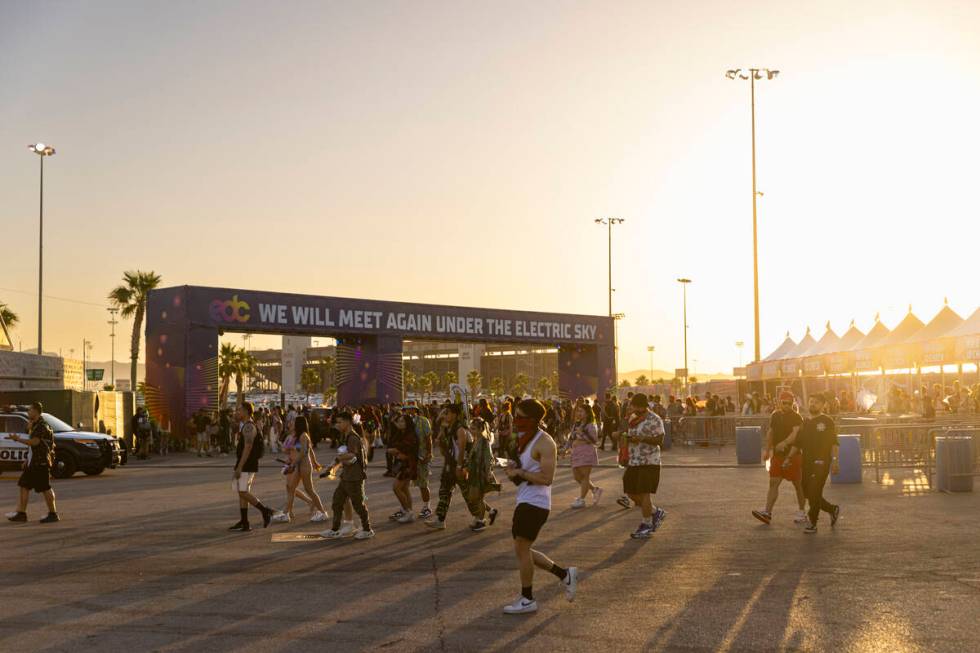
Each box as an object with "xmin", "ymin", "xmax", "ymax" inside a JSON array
[
  {"xmin": 273, "ymin": 415, "xmax": 328, "ymax": 524},
  {"xmin": 465, "ymin": 416, "xmax": 500, "ymax": 532},
  {"xmin": 228, "ymin": 401, "xmax": 275, "ymax": 532},
  {"xmin": 407, "ymin": 405, "xmax": 434, "ymax": 519},
  {"xmin": 752, "ymin": 390, "xmax": 807, "ymax": 525},
  {"xmin": 780, "ymin": 393, "xmax": 841, "ymax": 534},
  {"xmin": 133, "ymin": 407, "xmax": 152, "ymax": 460},
  {"xmin": 495, "ymin": 401, "xmax": 514, "ymax": 458},
  {"xmin": 387, "ymin": 411, "xmax": 419, "ymax": 524},
  {"xmin": 321, "ymin": 411, "xmax": 374, "ymax": 540},
  {"xmin": 566, "ymin": 402, "xmax": 601, "ymax": 508},
  {"xmin": 6, "ymin": 402, "xmax": 60, "ymax": 523},
  {"xmin": 502, "ymin": 399, "xmax": 577, "ymax": 615},
  {"xmin": 621, "ymin": 394, "xmax": 666, "ymax": 539},
  {"xmin": 425, "ymin": 404, "xmax": 486, "ymax": 530}
]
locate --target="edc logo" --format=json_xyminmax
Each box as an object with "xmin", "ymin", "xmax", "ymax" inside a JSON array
[{"xmin": 210, "ymin": 295, "xmax": 251, "ymax": 323}]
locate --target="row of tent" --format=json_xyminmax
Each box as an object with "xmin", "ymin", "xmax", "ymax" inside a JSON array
[{"xmin": 747, "ymin": 302, "xmax": 980, "ymax": 380}]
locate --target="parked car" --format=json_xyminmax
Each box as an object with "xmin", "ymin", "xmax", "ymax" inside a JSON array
[{"xmin": 0, "ymin": 410, "xmax": 124, "ymax": 479}]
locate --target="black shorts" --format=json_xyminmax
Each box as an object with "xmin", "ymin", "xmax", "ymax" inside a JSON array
[
  {"xmin": 623, "ymin": 465, "xmax": 660, "ymax": 495},
  {"xmin": 512, "ymin": 503, "xmax": 550, "ymax": 542},
  {"xmin": 18, "ymin": 467, "xmax": 52, "ymax": 494}
]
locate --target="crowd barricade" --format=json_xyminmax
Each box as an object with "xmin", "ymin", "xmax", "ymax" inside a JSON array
[
  {"xmin": 675, "ymin": 416, "xmax": 734, "ymax": 450},
  {"xmin": 869, "ymin": 424, "xmax": 936, "ymax": 485}
]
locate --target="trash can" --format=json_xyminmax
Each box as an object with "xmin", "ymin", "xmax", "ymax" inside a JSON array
[
  {"xmin": 935, "ymin": 436, "xmax": 974, "ymax": 493},
  {"xmin": 832, "ymin": 434, "xmax": 862, "ymax": 484},
  {"xmin": 663, "ymin": 419, "xmax": 673, "ymax": 450},
  {"xmin": 735, "ymin": 426, "xmax": 762, "ymax": 464}
]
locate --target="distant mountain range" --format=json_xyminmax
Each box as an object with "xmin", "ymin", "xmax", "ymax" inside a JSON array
[{"xmin": 617, "ymin": 369, "xmax": 734, "ymax": 383}]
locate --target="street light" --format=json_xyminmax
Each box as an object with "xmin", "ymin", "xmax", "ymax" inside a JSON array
[
  {"xmin": 647, "ymin": 345, "xmax": 655, "ymax": 379},
  {"xmin": 677, "ymin": 278, "xmax": 691, "ymax": 389},
  {"xmin": 594, "ymin": 218, "xmax": 625, "ymax": 317},
  {"xmin": 735, "ymin": 340, "xmax": 745, "ymax": 367},
  {"xmin": 725, "ymin": 68, "xmax": 778, "ymax": 363},
  {"xmin": 28, "ymin": 143, "xmax": 56, "ymax": 355},
  {"xmin": 108, "ymin": 308, "xmax": 119, "ymax": 388}
]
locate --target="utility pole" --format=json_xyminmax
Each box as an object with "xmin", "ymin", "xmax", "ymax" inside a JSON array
[
  {"xmin": 677, "ymin": 279, "xmax": 692, "ymax": 390},
  {"xmin": 595, "ymin": 218, "xmax": 625, "ymax": 384}
]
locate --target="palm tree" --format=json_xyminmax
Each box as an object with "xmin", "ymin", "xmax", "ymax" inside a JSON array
[
  {"xmin": 218, "ymin": 342, "xmax": 238, "ymax": 406},
  {"xmin": 108, "ymin": 270, "xmax": 162, "ymax": 388},
  {"xmin": 422, "ymin": 371, "xmax": 440, "ymax": 400},
  {"xmin": 234, "ymin": 347, "xmax": 258, "ymax": 399},
  {"xmin": 418, "ymin": 375, "xmax": 432, "ymax": 403},
  {"xmin": 490, "ymin": 376, "xmax": 505, "ymax": 399},
  {"xmin": 466, "ymin": 369, "xmax": 482, "ymax": 399},
  {"xmin": 512, "ymin": 372, "xmax": 529, "ymax": 398},
  {"xmin": 404, "ymin": 369, "xmax": 418, "ymax": 395},
  {"xmin": 443, "ymin": 370, "xmax": 457, "ymax": 391},
  {"xmin": 0, "ymin": 301, "xmax": 18, "ymax": 329},
  {"xmin": 536, "ymin": 376, "xmax": 552, "ymax": 399},
  {"xmin": 324, "ymin": 385, "xmax": 337, "ymax": 405},
  {"xmin": 635, "ymin": 374, "xmax": 650, "ymax": 387},
  {"xmin": 301, "ymin": 367, "xmax": 321, "ymax": 394}
]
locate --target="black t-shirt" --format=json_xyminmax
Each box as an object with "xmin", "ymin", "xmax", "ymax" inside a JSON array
[
  {"xmin": 340, "ymin": 432, "xmax": 367, "ymax": 482},
  {"xmin": 797, "ymin": 414, "xmax": 838, "ymax": 464},
  {"xmin": 768, "ymin": 409, "xmax": 803, "ymax": 450},
  {"xmin": 28, "ymin": 420, "xmax": 55, "ymax": 470}
]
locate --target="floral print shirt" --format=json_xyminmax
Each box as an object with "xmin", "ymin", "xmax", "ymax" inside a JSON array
[{"xmin": 627, "ymin": 410, "xmax": 664, "ymax": 467}]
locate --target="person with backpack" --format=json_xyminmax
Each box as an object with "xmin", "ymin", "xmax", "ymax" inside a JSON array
[
  {"xmin": 228, "ymin": 401, "xmax": 275, "ymax": 532},
  {"xmin": 464, "ymin": 416, "xmax": 501, "ymax": 532},
  {"xmin": 424, "ymin": 404, "xmax": 488, "ymax": 530},
  {"xmin": 6, "ymin": 402, "xmax": 60, "ymax": 523}
]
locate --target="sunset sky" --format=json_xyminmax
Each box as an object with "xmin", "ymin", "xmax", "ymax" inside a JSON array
[{"xmin": 2, "ymin": 1, "xmax": 978, "ymax": 379}]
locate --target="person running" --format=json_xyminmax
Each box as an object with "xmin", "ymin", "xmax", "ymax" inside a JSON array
[
  {"xmin": 565, "ymin": 402, "xmax": 602, "ymax": 508},
  {"xmin": 6, "ymin": 402, "xmax": 59, "ymax": 523},
  {"xmin": 229, "ymin": 401, "xmax": 274, "ymax": 532},
  {"xmin": 465, "ymin": 416, "xmax": 500, "ymax": 532},
  {"xmin": 621, "ymin": 394, "xmax": 666, "ymax": 539},
  {"xmin": 780, "ymin": 393, "xmax": 841, "ymax": 534},
  {"xmin": 387, "ymin": 411, "xmax": 419, "ymax": 524},
  {"xmin": 752, "ymin": 390, "xmax": 807, "ymax": 525},
  {"xmin": 273, "ymin": 415, "xmax": 328, "ymax": 524},
  {"xmin": 407, "ymin": 405, "xmax": 434, "ymax": 519},
  {"xmin": 425, "ymin": 404, "xmax": 486, "ymax": 530},
  {"xmin": 502, "ymin": 399, "xmax": 577, "ymax": 615},
  {"xmin": 321, "ymin": 411, "xmax": 374, "ymax": 540}
]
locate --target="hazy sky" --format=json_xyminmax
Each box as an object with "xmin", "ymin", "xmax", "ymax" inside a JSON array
[{"xmin": 2, "ymin": 1, "xmax": 978, "ymax": 378}]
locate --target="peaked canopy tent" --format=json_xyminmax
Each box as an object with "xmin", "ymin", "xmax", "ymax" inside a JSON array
[
  {"xmin": 802, "ymin": 323, "xmax": 842, "ymax": 377},
  {"xmin": 751, "ymin": 332, "xmax": 797, "ymax": 381},
  {"xmin": 825, "ymin": 322, "xmax": 865, "ymax": 374},
  {"xmin": 948, "ymin": 308, "xmax": 980, "ymax": 363}
]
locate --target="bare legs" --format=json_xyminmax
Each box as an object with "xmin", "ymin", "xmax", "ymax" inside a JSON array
[{"xmin": 572, "ymin": 466, "xmax": 596, "ymax": 499}]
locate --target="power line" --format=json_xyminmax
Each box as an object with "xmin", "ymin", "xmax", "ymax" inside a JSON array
[{"xmin": 0, "ymin": 286, "xmax": 107, "ymax": 309}]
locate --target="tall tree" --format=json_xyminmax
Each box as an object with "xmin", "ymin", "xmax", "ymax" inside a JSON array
[
  {"xmin": 490, "ymin": 376, "xmax": 505, "ymax": 399},
  {"xmin": 536, "ymin": 376, "xmax": 552, "ymax": 399},
  {"xmin": 635, "ymin": 374, "xmax": 650, "ymax": 386},
  {"xmin": 512, "ymin": 372, "xmax": 529, "ymax": 398},
  {"xmin": 466, "ymin": 369, "xmax": 482, "ymax": 399},
  {"xmin": 422, "ymin": 371, "xmax": 440, "ymax": 400},
  {"xmin": 419, "ymin": 375, "xmax": 433, "ymax": 404},
  {"xmin": 218, "ymin": 342, "xmax": 238, "ymax": 406},
  {"xmin": 443, "ymin": 370, "xmax": 457, "ymax": 391},
  {"xmin": 0, "ymin": 301, "xmax": 18, "ymax": 329},
  {"xmin": 301, "ymin": 367, "xmax": 321, "ymax": 394},
  {"xmin": 234, "ymin": 347, "xmax": 258, "ymax": 398},
  {"xmin": 108, "ymin": 270, "xmax": 162, "ymax": 388},
  {"xmin": 403, "ymin": 369, "xmax": 417, "ymax": 394}
]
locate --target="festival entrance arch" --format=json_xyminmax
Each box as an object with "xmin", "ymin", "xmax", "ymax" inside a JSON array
[{"xmin": 144, "ymin": 286, "xmax": 616, "ymax": 434}]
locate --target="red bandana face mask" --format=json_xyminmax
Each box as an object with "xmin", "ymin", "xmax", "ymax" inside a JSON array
[{"xmin": 514, "ymin": 417, "xmax": 539, "ymax": 453}]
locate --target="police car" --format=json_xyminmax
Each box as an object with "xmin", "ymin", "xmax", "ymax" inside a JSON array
[{"xmin": 0, "ymin": 409, "xmax": 124, "ymax": 479}]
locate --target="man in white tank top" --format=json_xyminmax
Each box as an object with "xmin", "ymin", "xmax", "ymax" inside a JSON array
[{"xmin": 502, "ymin": 399, "xmax": 578, "ymax": 615}]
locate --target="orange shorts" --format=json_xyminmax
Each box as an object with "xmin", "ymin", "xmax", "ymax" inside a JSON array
[{"xmin": 770, "ymin": 454, "xmax": 802, "ymax": 482}]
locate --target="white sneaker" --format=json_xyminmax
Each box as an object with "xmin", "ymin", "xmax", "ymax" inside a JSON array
[
  {"xmin": 271, "ymin": 511, "xmax": 290, "ymax": 524},
  {"xmin": 793, "ymin": 510, "xmax": 808, "ymax": 524},
  {"xmin": 354, "ymin": 529, "xmax": 376, "ymax": 540},
  {"xmin": 4, "ymin": 511, "xmax": 20, "ymax": 519},
  {"xmin": 310, "ymin": 510, "xmax": 328, "ymax": 523},
  {"xmin": 592, "ymin": 487, "xmax": 604, "ymax": 506},
  {"xmin": 339, "ymin": 521, "xmax": 354, "ymax": 537},
  {"xmin": 561, "ymin": 567, "xmax": 578, "ymax": 601},
  {"xmin": 570, "ymin": 497, "xmax": 586, "ymax": 509},
  {"xmin": 397, "ymin": 511, "xmax": 416, "ymax": 523},
  {"xmin": 503, "ymin": 596, "xmax": 538, "ymax": 615},
  {"xmin": 320, "ymin": 529, "xmax": 342, "ymax": 539}
]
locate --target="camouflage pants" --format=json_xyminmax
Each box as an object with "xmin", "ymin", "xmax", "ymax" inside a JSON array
[{"xmin": 435, "ymin": 467, "xmax": 488, "ymax": 522}]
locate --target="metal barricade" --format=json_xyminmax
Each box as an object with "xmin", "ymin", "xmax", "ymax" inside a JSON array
[
  {"xmin": 676, "ymin": 416, "xmax": 735, "ymax": 450},
  {"xmin": 869, "ymin": 424, "xmax": 936, "ymax": 485}
]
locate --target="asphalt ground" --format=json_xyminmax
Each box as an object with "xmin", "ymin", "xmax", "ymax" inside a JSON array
[{"xmin": 1, "ymin": 448, "xmax": 978, "ymax": 653}]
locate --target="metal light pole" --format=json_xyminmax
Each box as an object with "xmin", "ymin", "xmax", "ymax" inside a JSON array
[
  {"xmin": 677, "ymin": 279, "xmax": 691, "ymax": 389},
  {"xmin": 595, "ymin": 218, "xmax": 625, "ymax": 386},
  {"xmin": 736, "ymin": 340, "xmax": 745, "ymax": 367},
  {"xmin": 594, "ymin": 218, "xmax": 625, "ymax": 317},
  {"xmin": 29, "ymin": 143, "xmax": 56, "ymax": 355},
  {"xmin": 108, "ymin": 308, "xmax": 119, "ymax": 388},
  {"xmin": 726, "ymin": 68, "xmax": 778, "ymax": 363},
  {"xmin": 647, "ymin": 345, "xmax": 655, "ymax": 379},
  {"xmin": 82, "ymin": 338, "xmax": 93, "ymax": 391}
]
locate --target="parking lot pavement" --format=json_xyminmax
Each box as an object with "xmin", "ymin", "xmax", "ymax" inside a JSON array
[{"xmin": 1, "ymin": 457, "xmax": 978, "ymax": 652}]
